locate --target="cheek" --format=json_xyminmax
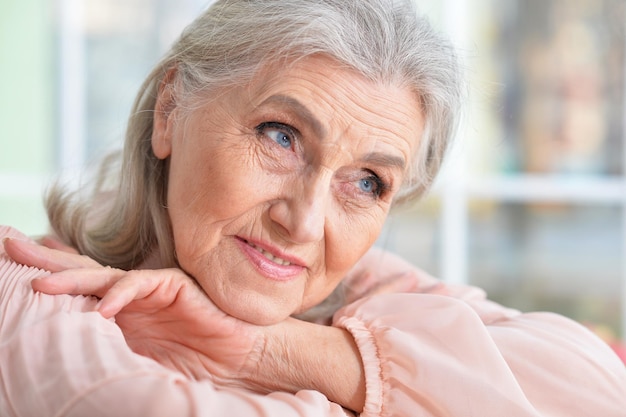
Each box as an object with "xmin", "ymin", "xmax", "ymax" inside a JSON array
[
  {"xmin": 168, "ymin": 139, "xmax": 264, "ymax": 214},
  {"xmin": 329, "ymin": 212, "xmax": 385, "ymax": 268},
  {"xmin": 303, "ymin": 210, "xmax": 387, "ymax": 309},
  {"xmin": 166, "ymin": 150, "xmax": 281, "ymax": 262}
]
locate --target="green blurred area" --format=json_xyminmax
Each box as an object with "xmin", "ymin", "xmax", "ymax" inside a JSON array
[{"xmin": 0, "ymin": 0, "xmax": 55, "ymax": 235}]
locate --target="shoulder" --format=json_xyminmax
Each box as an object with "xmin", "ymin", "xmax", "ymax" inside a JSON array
[
  {"xmin": 0, "ymin": 225, "xmax": 170, "ymax": 416},
  {"xmin": 0, "ymin": 224, "xmax": 100, "ymax": 332},
  {"xmin": 0, "ymin": 225, "xmax": 48, "ymax": 306},
  {"xmin": 342, "ymin": 246, "xmax": 442, "ymax": 302}
]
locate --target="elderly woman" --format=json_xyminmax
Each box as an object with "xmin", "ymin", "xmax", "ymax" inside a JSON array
[{"xmin": 1, "ymin": 0, "xmax": 624, "ymax": 416}]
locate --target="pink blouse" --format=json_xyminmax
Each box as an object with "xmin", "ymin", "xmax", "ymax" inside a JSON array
[{"xmin": 1, "ymin": 225, "xmax": 624, "ymax": 416}]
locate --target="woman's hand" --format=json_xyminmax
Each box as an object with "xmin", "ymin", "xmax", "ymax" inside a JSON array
[
  {"xmin": 2, "ymin": 238, "xmax": 265, "ymax": 387},
  {"xmin": 4, "ymin": 238, "xmax": 366, "ymax": 412}
]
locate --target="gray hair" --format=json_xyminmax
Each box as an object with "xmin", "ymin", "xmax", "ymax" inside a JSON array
[{"xmin": 47, "ymin": 0, "xmax": 462, "ymax": 271}]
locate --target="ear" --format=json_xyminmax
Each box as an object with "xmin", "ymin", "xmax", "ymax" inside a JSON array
[{"xmin": 151, "ymin": 67, "xmax": 179, "ymax": 160}]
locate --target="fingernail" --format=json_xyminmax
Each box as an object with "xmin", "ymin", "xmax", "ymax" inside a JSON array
[{"xmin": 2, "ymin": 237, "xmax": 33, "ymax": 245}]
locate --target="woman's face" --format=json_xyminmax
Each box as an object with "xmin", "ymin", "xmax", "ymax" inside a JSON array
[{"xmin": 152, "ymin": 55, "xmax": 424, "ymax": 325}]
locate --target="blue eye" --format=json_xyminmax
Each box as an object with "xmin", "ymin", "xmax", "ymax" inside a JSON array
[
  {"xmin": 257, "ymin": 122, "xmax": 295, "ymax": 149},
  {"xmin": 268, "ymin": 130, "xmax": 292, "ymax": 148},
  {"xmin": 358, "ymin": 174, "xmax": 386, "ymax": 198},
  {"xmin": 359, "ymin": 178, "xmax": 375, "ymax": 193}
]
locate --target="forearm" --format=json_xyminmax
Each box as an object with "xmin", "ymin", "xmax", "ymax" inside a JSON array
[{"xmin": 245, "ymin": 318, "xmax": 366, "ymax": 414}]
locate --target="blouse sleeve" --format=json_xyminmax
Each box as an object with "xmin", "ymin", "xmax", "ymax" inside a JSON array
[
  {"xmin": 335, "ymin": 247, "xmax": 626, "ymax": 417},
  {"xmin": 0, "ymin": 226, "xmax": 352, "ymax": 417}
]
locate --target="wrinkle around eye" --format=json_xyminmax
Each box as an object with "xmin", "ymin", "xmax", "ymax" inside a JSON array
[
  {"xmin": 334, "ymin": 193, "xmax": 390, "ymax": 231},
  {"xmin": 256, "ymin": 121, "xmax": 297, "ymax": 151},
  {"xmin": 250, "ymin": 130, "xmax": 300, "ymax": 173},
  {"xmin": 334, "ymin": 179, "xmax": 392, "ymax": 211}
]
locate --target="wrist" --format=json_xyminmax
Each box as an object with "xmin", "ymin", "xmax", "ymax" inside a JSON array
[{"xmin": 244, "ymin": 318, "xmax": 366, "ymax": 413}]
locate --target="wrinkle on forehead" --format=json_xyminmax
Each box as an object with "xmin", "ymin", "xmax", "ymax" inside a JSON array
[
  {"xmin": 247, "ymin": 55, "xmax": 424, "ymax": 167},
  {"xmin": 259, "ymin": 95, "xmax": 327, "ymax": 139}
]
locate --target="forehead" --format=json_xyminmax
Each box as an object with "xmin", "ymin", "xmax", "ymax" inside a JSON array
[{"xmin": 244, "ymin": 55, "xmax": 425, "ymax": 161}]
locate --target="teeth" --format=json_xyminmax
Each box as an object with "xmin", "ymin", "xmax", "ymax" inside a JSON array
[{"xmin": 250, "ymin": 243, "xmax": 292, "ymax": 266}]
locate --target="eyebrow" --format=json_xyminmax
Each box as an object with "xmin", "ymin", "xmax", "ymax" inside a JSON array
[
  {"xmin": 260, "ymin": 94, "xmax": 406, "ymax": 171},
  {"xmin": 259, "ymin": 94, "xmax": 327, "ymax": 139},
  {"xmin": 361, "ymin": 152, "xmax": 406, "ymax": 171}
]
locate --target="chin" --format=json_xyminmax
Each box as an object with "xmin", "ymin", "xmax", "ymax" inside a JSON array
[
  {"xmin": 222, "ymin": 302, "xmax": 292, "ymax": 326},
  {"xmin": 238, "ymin": 311, "xmax": 289, "ymax": 326}
]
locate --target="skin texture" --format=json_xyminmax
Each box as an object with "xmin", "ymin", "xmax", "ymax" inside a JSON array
[
  {"xmin": 4, "ymin": 237, "xmax": 366, "ymax": 413},
  {"xmin": 154, "ymin": 55, "xmax": 424, "ymax": 325},
  {"xmin": 3, "ymin": 55, "xmax": 425, "ymax": 413}
]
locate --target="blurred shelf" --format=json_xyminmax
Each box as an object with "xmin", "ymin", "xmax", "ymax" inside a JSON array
[{"xmin": 465, "ymin": 175, "xmax": 626, "ymax": 204}]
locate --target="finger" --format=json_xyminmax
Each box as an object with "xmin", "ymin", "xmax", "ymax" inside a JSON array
[
  {"xmin": 96, "ymin": 269, "xmax": 185, "ymax": 318},
  {"xmin": 31, "ymin": 267, "xmax": 126, "ymax": 297},
  {"xmin": 96, "ymin": 272, "xmax": 152, "ymax": 318},
  {"xmin": 37, "ymin": 235, "xmax": 80, "ymax": 254},
  {"xmin": 4, "ymin": 238, "xmax": 100, "ymax": 272}
]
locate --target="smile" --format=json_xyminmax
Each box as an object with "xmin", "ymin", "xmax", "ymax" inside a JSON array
[
  {"xmin": 248, "ymin": 242, "xmax": 292, "ymax": 266},
  {"xmin": 235, "ymin": 237, "xmax": 305, "ymax": 281}
]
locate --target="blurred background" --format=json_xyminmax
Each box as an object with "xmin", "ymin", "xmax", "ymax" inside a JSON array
[{"xmin": 1, "ymin": 0, "xmax": 625, "ymax": 353}]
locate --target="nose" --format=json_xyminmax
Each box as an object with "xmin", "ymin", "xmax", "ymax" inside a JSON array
[{"xmin": 268, "ymin": 169, "xmax": 332, "ymax": 244}]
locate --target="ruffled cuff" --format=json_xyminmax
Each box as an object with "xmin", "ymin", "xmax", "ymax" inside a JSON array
[{"xmin": 334, "ymin": 315, "xmax": 384, "ymax": 417}]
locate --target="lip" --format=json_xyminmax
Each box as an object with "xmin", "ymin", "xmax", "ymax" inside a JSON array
[{"xmin": 235, "ymin": 236, "xmax": 306, "ymax": 281}]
